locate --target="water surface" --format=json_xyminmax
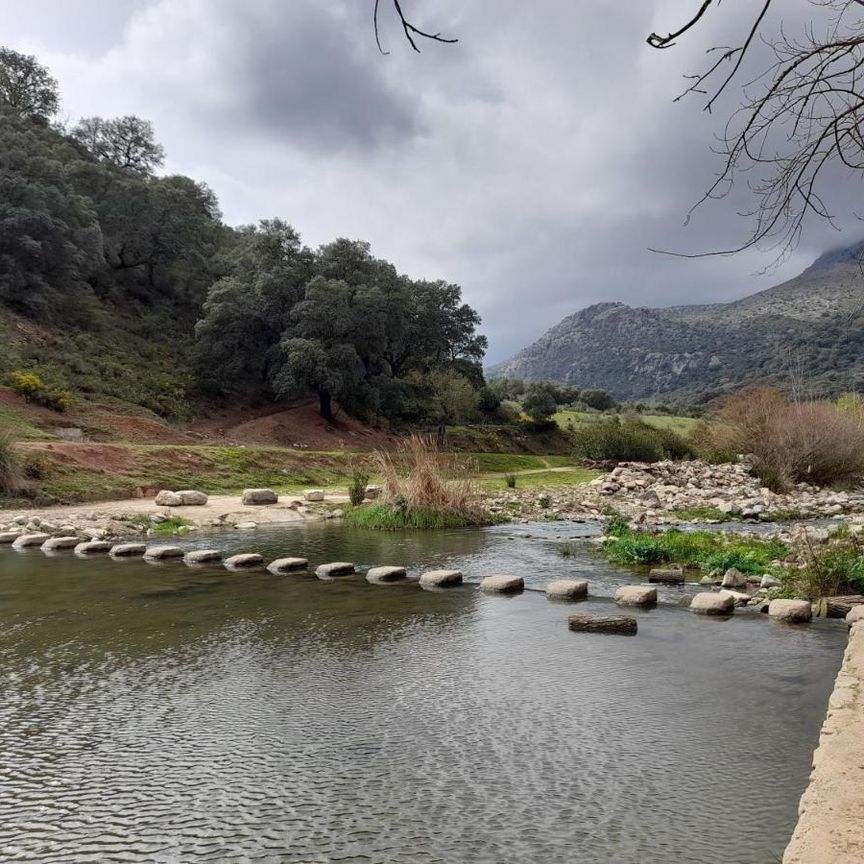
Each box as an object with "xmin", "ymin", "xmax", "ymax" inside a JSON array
[{"xmin": 0, "ymin": 522, "xmax": 846, "ymax": 863}]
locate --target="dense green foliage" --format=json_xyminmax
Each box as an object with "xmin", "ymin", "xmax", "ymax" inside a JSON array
[
  {"xmin": 571, "ymin": 416, "xmax": 694, "ymax": 462},
  {"xmin": 777, "ymin": 527, "xmax": 864, "ymax": 600},
  {"xmin": 345, "ymin": 502, "xmax": 497, "ymax": 530}
]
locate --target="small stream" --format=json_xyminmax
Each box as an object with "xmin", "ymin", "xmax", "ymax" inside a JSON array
[{"xmin": 0, "ymin": 521, "xmax": 847, "ymax": 863}]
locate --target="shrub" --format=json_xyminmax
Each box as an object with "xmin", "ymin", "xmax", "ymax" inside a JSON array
[
  {"xmin": 348, "ymin": 465, "xmax": 370, "ymax": 507},
  {"xmin": 571, "ymin": 416, "xmax": 693, "ymax": 463},
  {"xmin": 21, "ymin": 451, "xmax": 52, "ymax": 480},
  {"xmin": 779, "ymin": 534, "xmax": 864, "ymax": 600},
  {"xmin": 5, "ymin": 370, "xmax": 71, "ymax": 412},
  {"xmin": 694, "ymin": 387, "xmax": 864, "ymax": 488},
  {"xmin": 504, "ymin": 473, "xmax": 517, "ymax": 489},
  {"xmin": 0, "ymin": 429, "xmax": 25, "ymax": 494}
]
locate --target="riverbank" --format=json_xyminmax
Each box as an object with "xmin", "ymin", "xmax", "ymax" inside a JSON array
[{"xmin": 783, "ymin": 619, "xmax": 864, "ymax": 863}]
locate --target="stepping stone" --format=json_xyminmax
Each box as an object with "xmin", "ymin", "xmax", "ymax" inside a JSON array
[
  {"xmin": 689, "ymin": 592, "xmax": 735, "ymax": 616},
  {"xmin": 479, "ymin": 574, "xmax": 524, "ymax": 594},
  {"xmin": 74, "ymin": 540, "xmax": 114, "ymax": 555},
  {"xmin": 846, "ymin": 606, "xmax": 864, "ymax": 627},
  {"xmin": 241, "ymin": 489, "xmax": 278, "ymax": 505},
  {"xmin": 546, "ymin": 579, "xmax": 588, "ymax": 600},
  {"xmin": 366, "ymin": 566, "xmax": 408, "ymax": 584},
  {"xmin": 718, "ymin": 588, "xmax": 751, "ymax": 607},
  {"xmin": 143, "ymin": 545, "xmax": 184, "ymax": 561},
  {"xmin": 419, "ymin": 569, "xmax": 463, "ymax": 589},
  {"xmin": 266, "ymin": 557, "xmax": 309, "ymax": 575},
  {"xmin": 176, "ymin": 490, "xmax": 207, "ymax": 505},
  {"xmin": 183, "ymin": 549, "xmax": 223, "ymax": 565},
  {"xmin": 614, "ymin": 585, "xmax": 657, "ymax": 607},
  {"xmin": 110, "ymin": 543, "xmax": 147, "ymax": 557},
  {"xmin": 768, "ymin": 598, "xmax": 812, "ymax": 623},
  {"xmin": 12, "ymin": 533, "xmax": 51, "ymax": 549},
  {"xmin": 224, "ymin": 553, "xmax": 264, "ymax": 570},
  {"xmin": 0, "ymin": 531, "xmax": 23, "ymax": 543},
  {"xmin": 41, "ymin": 536, "xmax": 80, "ymax": 551},
  {"xmin": 568, "ymin": 614, "xmax": 637, "ymax": 635},
  {"xmin": 155, "ymin": 490, "xmax": 183, "ymax": 506},
  {"xmin": 648, "ymin": 568, "xmax": 684, "ymax": 584},
  {"xmin": 316, "ymin": 562, "xmax": 356, "ymax": 579},
  {"xmin": 304, "ymin": 489, "xmax": 325, "ymax": 502}
]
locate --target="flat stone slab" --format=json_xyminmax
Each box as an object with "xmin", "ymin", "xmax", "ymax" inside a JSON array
[
  {"xmin": 12, "ymin": 533, "xmax": 51, "ymax": 549},
  {"xmin": 41, "ymin": 536, "xmax": 80, "ymax": 551},
  {"xmin": 224, "ymin": 553, "xmax": 264, "ymax": 570},
  {"xmin": 0, "ymin": 531, "xmax": 22, "ymax": 543},
  {"xmin": 303, "ymin": 489, "xmax": 325, "ymax": 502},
  {"xmin": 769, "ymin": 598, "xmax": 812, "ymax": 623},
  {"xmin": 183, "ymin": 549, "xmax": 223, "ymax": 565},
  {"xmin": 689, "ymin": 592, "xmax": 735, "ymax": 616},
  {"xmin": 110, "ymin": 543, "xmax": 147, "ymax": 557},
  {"xmin": 568, "ymin": 614, "xmax": 638, "ymax": 635},
  {"xmin": 648, "ymin": 568, "xmax": 684, "ymax": 584},
  {"xmin": 479, "ymin": 574, "xmax": 524, "ymax": 594},
  {"xmin": 74, "ymin": 540, "xmax": 115, "ymax": 555},
  {"xmin": 546, "ymin": 579, "xmax": 588, "ymax": 600},
  {"xmin": 266, "ymin": 557, "xmax": 309, "ymax": 574},
  {"xmin": 315, "ymin": 562, "xmax": 356, "ymax": 579},
  {"xmin": 614, "ymin": 585, "xmax": 657, "ymax": 607},
  {"xmin": 143, "ymin": 545, "xmax": 184, "ymax": 560},
  {"xmin": 419, "ymin": 569, "xmax": 463, "ymax": 589},
  {"xmin": 366, "ymin": 566, "xmax": 408, "ymax": 584},
  {"xmin": 241, "ymin": 488, "xmax": 278, "ymax": 506}
]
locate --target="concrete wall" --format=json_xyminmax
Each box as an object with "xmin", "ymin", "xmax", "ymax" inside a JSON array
[{"xmin": 783, "ymin": 621, "xmax": 864, "ymax": 863}]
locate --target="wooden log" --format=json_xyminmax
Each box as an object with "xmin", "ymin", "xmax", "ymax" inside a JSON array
[
  {"xmin": 814, "ymin": 595, "xmax": 864, "ymax": 619},
  {"xmin": 568, "ymin": 614, "xmax": 638, "ymax": 635},
  {"xmin": 648, "ymin": 568, "xmax": 685, "ymax": 584}
]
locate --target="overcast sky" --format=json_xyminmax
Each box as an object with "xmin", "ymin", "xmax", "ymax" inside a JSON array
[{"xmin": 3, "ymin": 0, "xmax": 862, "ymax": 361}]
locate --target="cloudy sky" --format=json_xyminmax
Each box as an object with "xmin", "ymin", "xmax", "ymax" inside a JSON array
[{"xmin": 3, "ymin": 0, "xmax": 861, "ymax": 361}]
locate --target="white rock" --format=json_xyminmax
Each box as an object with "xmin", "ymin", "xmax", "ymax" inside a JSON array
[
  {"xmin": 689, "ymin": 592, "xmax": 736, "ymax": 615},
  {"xmin": 846, "ymin": 606, "xmax": 864, "ymax": 626},
  {"xmin": 234, "ymin": 521, "xmax": 258, "ymax": 530},
  {"xmin": 12, "ymin": 533, "xmax": 51, "ymax": 548},
  {"xmin": 546, "ymin": 579, "xmax": 589, "ymax": 600},
  {"xmin": 154, "ymin": 490, "xmax": 183, "ymax": 507},
  {"xmin": 74, "ymin": 540, "xmax": 114, "ymax": 555},
  {"xmin": 40, "ymin": 536, "xmax": 80, "ymax": 551},
  {"xmin": 110, "ymin": 543, "xmax": 146, "ymax": 557},
  {"xmin": 479, "ymin": 574, "xmax": 524, "ymax": 593},
  {"xmin": 760, "ymin": 574, "xmax": 782, "ymax": 589},
  {"xmin": 224, "ymin": 553, "xmax": 264, "ymax": 569},
  {"xmin": 242, "ymin": 488, "xmax": 278, "ymax": 505},
  {"xmin": 366, "ymin": 566, "xmax": 408, "ymax": 584},
  {"xmin": 143, "ymin": 545, "xmax": 184, "ymax": 560},
  {"xmin": 315, "ymin": 561, "xmax": 355, "ymax": 578},
  {"xmin": 177, "ymin": 490, "xmax": 208, "ymax": 506},
  {"xmin": 304, "ymin": 489, "xmax": 325, "ymax": 502},
  {"xmin": 721, "ymin": 568, "xmax": 747, "ymax": 588},
  {"xmin": 266, "ymin": 557, "xmax": 308, "ymax": 574},
  {"xmin": 768, "ymin": 599, "xmax": 812, "ymax": 623},
  {"xmin": 0, "ymin": 531, "xmax": 22, "ymax": 543},
  {"xmin": 718, "ymin": 588, "xmax": 751, "ymax": 607},
  {"xmin": 183, "ymin": 549, "xmax": 222, "ymax": 565},
  {"xmin": 614, "ymin": 585, "xmax": 657, "ymax": 607},
  {"xmin": 419, "ymin": 569, "xmax": 463, "ymax": 589}
]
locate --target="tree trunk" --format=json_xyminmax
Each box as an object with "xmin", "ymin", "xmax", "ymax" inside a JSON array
[
  {"xmin": 436, "ymin": 423, "xmax": 446, "ymax": 448},
  {"xmin": 319, "ymin": 389, "xmax": 333, "ymax": 422}
]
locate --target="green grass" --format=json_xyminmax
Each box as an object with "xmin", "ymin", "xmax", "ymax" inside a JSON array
[
  {"xmin": 344, "ymin": 503, "xmax": 500, "ymax": 531},
  {"xmin": 476, "ymin": 467, "xmax": 600, "ymax": 490},
  {"xmin": 669, "ymin": 507, "xmax": 733, "ymax": 522},
  {"xmin": 554, "ymin": 410, "xmax": 700, "ymax": 436},
  {"xmin": 602, "ymin": 526, "xmax": 787, "ymax": 574},
  {"xmin": 466, "ymin": 452, "xmax": 575, "ymax": 473},
  {"xmin": 0, "ymin": 399, "xmax": 51, "ymax": 440}
]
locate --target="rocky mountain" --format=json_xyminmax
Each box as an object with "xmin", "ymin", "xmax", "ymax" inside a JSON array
[{"xmin": 491, "ymin": 242, "xmax": 864, "ymax": 403}]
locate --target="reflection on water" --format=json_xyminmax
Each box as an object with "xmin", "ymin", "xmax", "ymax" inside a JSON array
[{"xmin": 0, "ymin": 521, "xmax": 846, "ymax": 863}]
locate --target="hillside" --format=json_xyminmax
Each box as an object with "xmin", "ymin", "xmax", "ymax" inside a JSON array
[{"xmin": 491, "ymin": 242, "xmax": 864, "ymax": 403}]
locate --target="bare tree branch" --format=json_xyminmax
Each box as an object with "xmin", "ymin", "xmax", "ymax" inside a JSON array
[{"xmin": 373, "ymin": 0, "xmax": 458, "ymax": 55}]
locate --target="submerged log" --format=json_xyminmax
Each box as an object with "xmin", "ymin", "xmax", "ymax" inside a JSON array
[
  {"xmin": 568, "ymin": 614, "xmax": 638, "ymax": 635},
  {"xmin": 648, "ymin": 568, "xmax": 685, "ymax": 585}
]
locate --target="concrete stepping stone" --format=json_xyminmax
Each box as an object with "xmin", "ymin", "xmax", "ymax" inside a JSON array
[
  {"xmin": 110, "ymin": 543, "xmax": 147, "ymax": 557},
  {"xmin": 768, "ymin": 598, "xmax": 812, "ymax": 623},
  {"xmin": 568, "ymin": 614, "xmax": 637, "ymax": 635},
  {"xmin": 0, "ymin": 531, "xmax": 22, "ymax": 543},
  {"xmin": 143, "ymin": 545, "xmax": 184, "ymax": 561},
  {"xmin": 315, "ymin": 562, "xmax": 356, "ymax": 579},
  {"xmin": 224, "ymin": 553, "xmax": 264, "ymax": 570},
  {"xmin": 12, "ymin": 533, "xmax": 51, "ymax": 549},
  {"xmin": 74, "ymin": 540, "xmax": 115, "ymax": 555},
  {"xmin": 366, "ymin": 566, "xmax": 408, "ymax": 584},
  {"xmin": 266, "ymin": 557, "xmax": 309, "ymax": 575},
  {"xmin": 419, "ymin": 569, "xmax": 463, "ymax": 589},
  {"xmin": 183, "ymin": 549, "xmax": 223, "ymax": 565},
  {"xmin": 241, "ymin": 489, "xmax": 278, "ymax": 505},
  {"xmin": 546, "ymin": 579, "xmax": 588, "ymax": 600},
  {"xmin": 614, "ymin": 585, "xmax": 657, "ymax": 607},
  {"xmin": 41, "ymin": 536, "xmax": 80, "ymax": 551},
  {"xmin": 176, "ymin": 490, "xmax": 208, "ymax": 505},
  {"xmin": 304, "ymin": 489, "xmax": 325, "ymax": 502},
  {"xmin": 479, "ymin": 574, "xmax": 524, "ymax": 594},
  {"xmin": 689, "ymin": 592, "xmax": 735, "ymax": 616},
  {"xmin": 648, "ymin": 568, "xmax": 684, "ymax": 585}
]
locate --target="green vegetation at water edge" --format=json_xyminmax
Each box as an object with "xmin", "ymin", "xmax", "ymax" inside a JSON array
[
  {"xmin": 554, "ymin": 410, "xmax": 700, "ymax": 436},
  {"xmin": 344, "ymin": 503, "xmax": 501, "ymax": 531},
  {"xmin": 476, "ymin": 467, "xmax": 600, "ymax": 490},
  {"xmin": 602, "ymin": 525, "xmax": 787, "ymax": 574},
  {"xmin": 669, "ymin": 507, "xmax": 734, "ymax": 523}
]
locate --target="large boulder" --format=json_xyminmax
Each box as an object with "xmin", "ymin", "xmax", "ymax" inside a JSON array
[
  {"xmin": 545, "ymin": 579, "xmax": 589, "ymax": 600},
  {"xmin": 224, "ymin": 553, "xmax": 264, "ymax": 570},
  {"xmin": 177, "ymin": 490, "xmax": 208, "ymax": 506},
  {"xmin": 303, "ymin": 489, "xmax": 325, "ymax": 502},
  {"xmin": 718, "ymin": 588, "xmax": 751, "ymax": 607},
  {"xmin": 366, "ymin": 566, "xmax": 408, "ymax": 584},
  {"xmin": 760, "ymin": 574, "xmax": 782, "ymax": 589},
  {"xmin": 568, "ymin": 614, "xmax": 638, "ymax": 635},
  {"xmin": 154, "ymin": 490, "xmax": 183, "ymax": 507},
  {"xmin": 721, "ymin": 568, "xmax": 747, "ymax": 588},
  {"xmin": 242, "ymin": 488, "xmax": 278, "ymax": 506},
  {"xmin": 846, "ymin": 605, "xmax": 864, "ymax": 627},
  {"xmin": 689, "ymin": 592, "xmax": 735, "ymax": 616},
  {"xmin": 12, "ymin": 533, "xmax": 51, "ymax": 549},
  {"xmin": 479, "ymin": 574, "xmax": 524, "ymax": 594},
  {"xmin": 614, "ymin": 585, "xmax": 657, "ymax": 607},
  {"xmin": 0, "ymin": 531, "xmax": 22, "ymax": 543},
  {"xmin": 40, "ymin": 536, "xmax": 80, "ymax": 551},
  {"xmin": 266, "ymin": 557, "xmax": 309, "ymax": 575},
  {"xmin": 768, "ymin": 598, "xmax": 812, "ymax": 623},
  {"xmin": 419, "ymin": 569, "xmax": 463, "ymax": 589}
]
